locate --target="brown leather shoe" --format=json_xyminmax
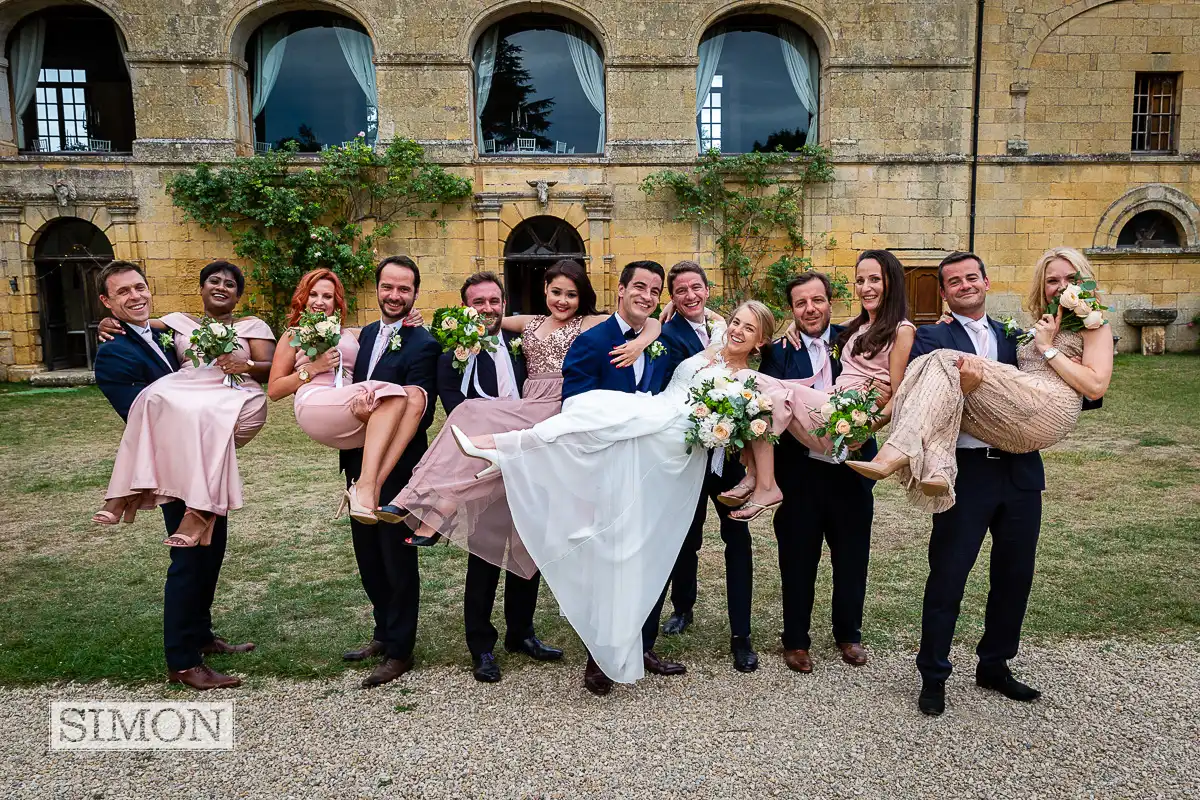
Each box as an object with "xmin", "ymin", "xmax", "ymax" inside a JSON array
[
  {"xmin": 200, "ymin": 637, "xmax": 255, "ymax": 655},
  {"xmin": 168, "ymin": 664, "xmax": 242, "ymax": 690},
  {"xmin": 362, "ymin": 656, "xmax": 413, "ymax": 688},
  {"xmin": 583, "ymin": 656, "xmax": 613, "ymax": 696},
  {"xmin": 643, "ymin": 650, "xmax": 686, "ymax": 676},
  {"xmin": 343, "ymin": 640, "xmax": 385, "ymax": 662},
  {"xmin": 837, "ymin": 642, "xmax": 868, "ymax": 666},
  {"xmin": 783, "ymin": 649, "xmax": 813, "ymax": 673}
]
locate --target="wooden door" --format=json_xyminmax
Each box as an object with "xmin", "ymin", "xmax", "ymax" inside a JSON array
[{"xmin": 905, "ymin": 266, "xmax": 943, "ymax": 325}]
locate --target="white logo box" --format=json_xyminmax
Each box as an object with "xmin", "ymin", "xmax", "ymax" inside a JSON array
[{"xmin": 49, "ymin": 701, "xmax": 235, "ymax": 751}]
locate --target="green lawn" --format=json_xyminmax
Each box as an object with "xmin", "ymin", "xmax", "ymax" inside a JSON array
[{"xmin": 0, "ymin": 354, "xmax": 1197, "ymax": 685}]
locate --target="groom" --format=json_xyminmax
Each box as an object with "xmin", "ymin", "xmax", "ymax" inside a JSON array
[
  {"xmin": 94, "ymin": 261, "xmax": 252, "ymax": 690},
  {"xmin": 560, "ymin": 259, "xmax": 681, "ymax": 695}
]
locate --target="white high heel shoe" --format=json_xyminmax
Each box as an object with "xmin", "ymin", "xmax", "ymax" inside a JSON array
[{"xmin": 450, "ymin": 425, "xmax": 501, "ymax": 479}]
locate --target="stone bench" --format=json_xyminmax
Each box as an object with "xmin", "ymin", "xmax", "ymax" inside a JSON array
[{"xmin": 1122, "ymin": 308, "xmax": 1178, "ymax": 356}]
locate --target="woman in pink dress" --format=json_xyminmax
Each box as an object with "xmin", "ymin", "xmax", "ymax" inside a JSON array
[
  {"xmin": 267, "ymin": 269, "xmax": 427, "ymax": 524},
  {"xmin": 393, "ymin": 259, "xmax": 659, "ymax": 572},
  {"xmin": 723, "ymin": 250, "xmax": 916, "ymax": 521},
  {"xmin": 92, "ymin": 261, "xmax": 277, "ymax": 547}
]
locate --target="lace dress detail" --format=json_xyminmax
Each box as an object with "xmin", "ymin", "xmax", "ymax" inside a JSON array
[{"xmin": 521, "ymin": 314, "xmax": 585, "ymax": 375}]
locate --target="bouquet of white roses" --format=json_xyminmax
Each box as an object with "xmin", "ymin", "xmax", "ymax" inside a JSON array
[
  {"xmin": 1018, "ymin": 273, "xmax": 1108, "ymax": 345},
  {"xmin": 185, "ymin": 317, "xmax": 243, "ymax": 385},
  {"xmin": 289, "ymin": 311, "xmax": 342, "ymax": 357},
  {"xmin": 432, "ymin": 306, "xmax": 496, "ymax": 372},
  {"xmin": 810, "ymin": 381, "xmax": 885, "ymax": 462},
  {"xmin": 684, "ymin": 362, "xmax": 777, "ymax": 454}
]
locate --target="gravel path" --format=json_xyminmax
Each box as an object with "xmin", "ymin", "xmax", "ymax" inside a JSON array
[{"xmin": 2, "ymin": 639, "xmax": 1197, "ymax": 799}]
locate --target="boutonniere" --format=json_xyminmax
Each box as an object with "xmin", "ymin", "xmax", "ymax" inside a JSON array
[
  {"xmin": 158, "ymin": 331, "xmax": 175, "ymax": 350},
  {"xmin": 830, "ymin": 343, "xmax": 841, "ymax": 361},
  {"xmin": 387, "ymin": 331, "xmax": 403, "ymax": 352},
  {"xmin": 647, "ymin": 341, "xmax": 667, "ymax": 360},
  {"xmin": 1000, "ymin": 316, "xmax": 1022, "ymax": 339},
  {"xmin": 508, "ymin": 336, "xmax": 523, "ymax": 357}
]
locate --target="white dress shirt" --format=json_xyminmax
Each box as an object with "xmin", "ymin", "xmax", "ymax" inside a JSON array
[
  {"xmin": 951, "ymin": 311, "xmax": 996, "ymax": 449},
  {"xmin": 489, "ymin": 336, "xmax": 519, "ymax": 400},
  {"xmin": 802, "ymin": 326, "xmax": 840, "ymax": 464},
  {"xmin": 132, "ymin": 322, "xmax": 173, "ymax": 367},
  {"xmin": 613, "ymin": 313, "xmax": 646, "ymax": 387}
]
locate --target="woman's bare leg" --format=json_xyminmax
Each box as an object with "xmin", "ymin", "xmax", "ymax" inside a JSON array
[
  {"xmin": 369, "ymin": 389, "xmax": 428, "ymax": 507},
  {"xmin": 469, "ymin": 433, "xmax": 497, "ymax": 450},
  {"xmin": 730, "ymin": 439, "xmax": 783, "ymax": 520},
  {"xmin": 356, "ymin": 393, "xmax": 422, "ymax": 509}
]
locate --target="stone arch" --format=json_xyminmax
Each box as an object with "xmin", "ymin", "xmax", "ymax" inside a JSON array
[
  {"xmin": 1093, "ymin": 184, "xmax": 1200, "ymax": 249},
  {"xmin": 690, "ymin": 0, "xmax": 834, "ymax": 62},
  {"xmin": 1017, "ymin": 0, "xmax": 1125, "ymax": 73},
  {"xmin": 0, "ymin": 0, "xmax": 132, "ymax": 51},
  {"xmin": 224, "ymin": 0, "xmax": 381, "ymax": 58},
  {"xmin": 462, "ymin": 1, "xmax": 609, "ymax": 61},
  {"xmin": 500, "ymin": 210, "xmax": 590, "ymax": 314}
]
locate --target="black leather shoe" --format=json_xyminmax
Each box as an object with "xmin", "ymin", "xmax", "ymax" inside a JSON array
[
  {"xmin": 731, "ymin": 636, "xmax": 759, "ymax": 673},
  {"xmin": 472, "ymin": 652, "xmax": 502, "ymax": 683},
  {"xmin": 643, "ymin": 650, "xmax": 686, "ymax": 676},
  {"xmin": 661, "ymin": 611, "xmax": 692, "ymax": 636},
  {"xmin": 919, "ymin": 679, "xmax": 946, "ymax": 716},
  {"xmin": 375, "ymin": 505, "xmax": 408, "ymax": 525},
  {"xmin": 504, "ymin": 635, "xmax": 563, "ymax": 661},
  {"xmin": 976, "ymin": 667, "xmax": 1041, "ymax": 702}
]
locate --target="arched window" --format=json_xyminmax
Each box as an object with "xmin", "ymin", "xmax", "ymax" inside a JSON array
[
  {"xmin": 6, "ymin": 6, "xmax": 136, "ymax": 153},
  {"xmin": 696, "ymin": 16, "xmax": 819, "ymax": 153},
  {"xmin": 474, "ymin": 15, "xmax": 605, "ymax": 156},
  {"xmin": 1117, "ymin": 210, "xmax": 1183, "ymax": 248},
  {"xmin": 246, "ymin": 12, "xmax": 377, "ymax": 152}
]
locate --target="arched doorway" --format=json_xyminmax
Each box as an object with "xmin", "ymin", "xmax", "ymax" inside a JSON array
[
  {"xmin": 34, "ymin": 218, "xmax": 113, "ymax": 369},
  {"xmin": 503, "ymin": 216, "xmax": 587, "ymax": 314}
]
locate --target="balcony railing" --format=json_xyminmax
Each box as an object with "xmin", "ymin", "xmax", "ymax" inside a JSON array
[{"xmin": 29, "ymin": 136, "xmax": 113, "ymax": 153}]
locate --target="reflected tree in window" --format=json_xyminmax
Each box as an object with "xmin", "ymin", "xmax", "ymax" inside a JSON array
[{"xmin": 481, "ymin": 39, "xmax": 555, "ymax": 149}]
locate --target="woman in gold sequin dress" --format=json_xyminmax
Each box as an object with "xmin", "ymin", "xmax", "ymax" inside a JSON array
[{"xmin": 848, "ymin": 247, "xmax": 1114, "ymax": 512}]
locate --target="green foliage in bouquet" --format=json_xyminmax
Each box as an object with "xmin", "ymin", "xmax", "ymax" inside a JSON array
[
  {"xmin": 431, "ymin": 306, "xmax": 496, "ymax": 372},
  {"xmin": 185, "ymin": 317, "xmax": 243, "ymax": 384},
  {"xmin": 684, "ymin": 368, "xmax": 778, "ymax": 454},
  {"xmin": 1018, "ymin": 273, "xmax": 1109, "ymax": 345},
  {"xmin": 289, "ymin": 311, "xmax": 342, "ymax": 358},
  {"xmin": 811, "ymin": 382, "xmax": 885, "ymax": 461}
]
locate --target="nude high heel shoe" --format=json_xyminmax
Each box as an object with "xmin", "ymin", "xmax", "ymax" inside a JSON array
[
  {"xmin": 450, "ymin": 425, "xmax": 501, "ymax": 479},
  {"xmin": 338, "ymin": 482, "xmax": 378, "ymax": 525},
  {"xmin": 846, "ymin": 444, "xmax": 910, "ymax": 481}
]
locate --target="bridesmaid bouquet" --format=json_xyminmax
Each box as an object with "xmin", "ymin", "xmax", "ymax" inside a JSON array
[
  {"xmin": 185, "ymin": 317, "xmax": 243, "ymax": 386},
  {"xmin": 684, "ymin": 364, "xmax": 777, "ymax": 454},
  {"xmin": 431, "ymin": 306, "xmax": 496, "ymax": 372},
  {"xmin": 1018, "ymin": 274, "xmax": 1108, "ymax": 345},
  {"xmin": 811, "ymin": 381, "xmax": 885, "ymax": 462},
  {"xmin": 290, "ymin": 311, "xmax": 342, "ymax": 357}
]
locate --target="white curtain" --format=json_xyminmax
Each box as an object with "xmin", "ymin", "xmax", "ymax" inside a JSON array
[
  {"xmin": 695, "ymin": 28, "xmax": 725, "ymax": 152},
  {"xmin": 564, "ymin": 23, "xmax": 605, "ymax": 154},
  {"xmin": 778, "ymin": 24, "xmax": 820, "ymax": 145},
  {"xmin": 251, "ymin": 21, "xmax": 289, "ymax": 120},
  {"xmin": 473, "ymin": 26, "xmax": 499, "ymax": 151},
  {"xmin": 334, "ymin": 26, "xmax": 378, "ymax": 142},
  {"xmin": 10, "ymin": 18, "xmax": 46, "ymax": 149}
]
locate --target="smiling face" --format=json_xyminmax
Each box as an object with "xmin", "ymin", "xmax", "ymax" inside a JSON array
[
  {"xmin": 201, "ymin": 269, "xmax": 241, "ymax": 317},
  {"xmin": 723, "ymin": 307, "xmax": 768, "ymax": 358},
  {"xmin": 1043, "ymin": 257, "xmax": 1076, "ymax": 305},
  {"xmin": 305, "ymin": 279, "xmax": 338, "ymax": 316},
  {"xmin": 545, "ymin": 275, "xmax": 581, "ymax": 321},
  {"xmin": 100, "ymin": 269, "xmax": 152, "ymax": 325},
  {"xmin": 939, "ymin": 257, "xmax": 990, "ymax": 317},
  {"xmin": 463, "ymin": 279, "xmax": 505, "ymax": 335},
  {"xmin": 854, "ymin": 258, "xmax": 887, "ymax": 317},
  {"xmin": 670, "ymin": 270, "xmax": 710, "ymax": 324},
  {"xmin": 616, "ymin": 268, "xmax": 663, "ymax": 329},
  {"xmin": 790, "ymin": 279, "xmax": 832, "ymax": 338}
]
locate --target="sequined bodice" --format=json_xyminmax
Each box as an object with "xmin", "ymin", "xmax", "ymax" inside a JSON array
[
  {"xmin": 1017, "ymin": 330, "xmax": 1084, "ymax": 389},
  {"xmin": 521, "ymin": 315, "xmax": 586, "ymax": 375}
]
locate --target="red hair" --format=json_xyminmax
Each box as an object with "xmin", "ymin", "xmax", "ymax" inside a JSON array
[{"xmin": 288, "ymin": 269, "xmax": 348, "ymax": 326}]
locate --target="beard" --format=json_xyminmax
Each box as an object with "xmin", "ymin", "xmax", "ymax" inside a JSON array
[{"xmin": 481, "ymin": 312, "xmax": 503, "ymax": 336}]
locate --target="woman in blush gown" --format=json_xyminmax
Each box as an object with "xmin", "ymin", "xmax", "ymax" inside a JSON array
[
  {"xmin": 452, "ymin": 301, "xmax": 775, "ymax": 684},
  {"xmin": 720, "ymin": 250, "xmax": 915, "ymax": 521},
  {"xmin": 92, "ymin": 261, "xmax": 277, "ymax": 547},
  {"xmin": 267, "ymin": 269, "xmax": 427, "ymax": 524},
  {"xmin": 393, "ymin": 259, "xmax": 658, "ymax": 567},
  {"xmin": 847, "ymin": 247, "xmax": 1113, "ymax": 512}
]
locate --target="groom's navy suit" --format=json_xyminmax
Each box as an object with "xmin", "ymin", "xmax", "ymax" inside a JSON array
[
  {"xmin": 654, "ymin": 313, "xmax": 753, "ymax": 640},
  {"xmin": 96, "ymin": 322, "xmax": 225, "ymax": 672},
  {"xmin": 759, "ymin": 324, "xmax": 878, "ymax": 652}
]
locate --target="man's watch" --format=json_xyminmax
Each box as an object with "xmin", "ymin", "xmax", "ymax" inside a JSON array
[
  {"xmin": 298, "ymin": 367, "xmax": 311, "ymax": 383},
  {"xmin": 1043, "ymin": 347, "xmax": 1060, "ymax": 361}
]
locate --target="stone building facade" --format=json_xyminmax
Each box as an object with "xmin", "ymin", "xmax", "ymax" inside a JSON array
[{"xmin": 0, "ymin": 0, "xmax": 1197, "ymax": 379}]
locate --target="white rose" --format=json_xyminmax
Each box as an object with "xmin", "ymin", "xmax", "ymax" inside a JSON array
[
  {"xmin": 740, "ymin": 388, "xmax": 756, "ymax": 402},
  {"xmin": 693, "ymin": 404, "xmax": 711, "ymax": 418},
  {"xmin": 207, "ymin": 322, "xmax": 228, "ymax": 337},
  {"xmin": 820, "ymin": 402, "xmax": 836, "ymax": 420},
  {"xmin": 711, "ymin": 420, "xmax": 733, "ymax": 444},
  {"xmin": 453, "ymin": 345, "xmax": 469, "ymax": 361},
  {"xmin": 1058, "ymin": 284, "xmax": 1084, "ymax": 310},
  {"xmin": 442, "ymin": 317, "xmax": 459, "ymax": 331},
  {"xmin": 314, "ymin": 319, "xmax": 337, "ymax": 336},
  {"xmin": 835, "ymin": 419, "xmax": 852, "ymax": 435},
  {"xmin": 758, "ymin": 395, "xmax": 774, "ymax": 412},
  {"xmin": 851, "ymin": 409, "xmax": 869, "ymax": 426},
  {"xmin": 1082, "ymin": 309, "xmax": 1105, "ymax": 329},
  {"xmin": 746, "ymin": 400, "xmax": 760, "ymax": 417},
  {"xmin": 470, "ymin": 342, "xmax": 481, "ymax": 355},
  {"xmin": 749, "ymin": 418, "xmax": 769, "ymax": 437},
  {"xmin": 463, "ymin": 307, "xmax": 479, "ymax": 319}
]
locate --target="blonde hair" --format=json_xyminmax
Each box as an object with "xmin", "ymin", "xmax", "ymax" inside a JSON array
[
  {"xmin": 729, "ymin": 300, "xmax": 776, "ymax": 350},
  {"xmin": 1026, "ymin": 247, "xmax": 1097, "ymax": 317}
]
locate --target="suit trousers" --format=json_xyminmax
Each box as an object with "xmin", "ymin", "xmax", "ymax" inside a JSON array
[
  {"xmin": 464, "ymin": 554, "xmax": 542, "ymax": 657},
  {"xmin": 664, "ymin": 462, "xmax": 753, "ymax": 637},
  {"xmin": 351, "ymin": 516, "xmax": 420, "ymax": 660},
  {"xmin": 916, "ymin": 449, "xmax": 1042, "ymax": 683},
  {"xmin": 774, "ymin": 456, "xmax": 874, "ymax": 652},
  {"xmin": 163, "ymin": 500, "xmax": 229, "ymax": 671}
]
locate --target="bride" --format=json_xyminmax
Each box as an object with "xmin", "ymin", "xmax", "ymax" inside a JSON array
[{"xmin": 452, "ymin": 300, "xmax": 776, "ymax": 684}]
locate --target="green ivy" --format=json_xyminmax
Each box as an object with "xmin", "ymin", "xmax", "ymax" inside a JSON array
[
  {"xmin": 641, "ymin": 146, "xmax": 848, "ymax": 317},
  {"xmin": 167, "ymin": 137, "xmax": 474, "ymax": 330}
]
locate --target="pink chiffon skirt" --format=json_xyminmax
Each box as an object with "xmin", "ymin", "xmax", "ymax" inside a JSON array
[
  {"xmin": 746, "ymin": 372, "xmax": 837, "ymax": 456},
  {"xmin": 393, "ymin": 372, "xmax": 564, "ymax": 579},
  {"xmin": 293, "ymin": 380, "xmax": 419, "ymax": 450}
]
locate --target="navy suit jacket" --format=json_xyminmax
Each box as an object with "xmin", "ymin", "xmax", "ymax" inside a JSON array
[
  {"xmin": 909, "ymin": 316, "xmax": 1046, "ymax": 490},
  {"xmin": 657, "ymin": 313, "xmax": 707, "ymax": 393},
  {"xmin": 437, "ymin": 330, "xmax": 527, "ymax": 414},
  {"xmin": 94, "ymin": 321, "xmax": 180, "ymax": 421},
  {"xmin": 561, "ymin": 315, "xmax": 669, "ymax": 401},
  {"xmin": 340, "ymin": 321, "xmax": 440, "ymax": 499}
]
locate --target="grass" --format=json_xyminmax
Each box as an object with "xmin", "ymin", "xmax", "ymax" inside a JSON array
[{"xmin": 0, "ymin": 354, "xmax": 1197, "ymax": 684}]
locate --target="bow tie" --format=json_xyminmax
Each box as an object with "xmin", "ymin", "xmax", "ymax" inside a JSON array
[{"xmin": 623, "ymin": 329, "xmax": 639, "ymax": 341}]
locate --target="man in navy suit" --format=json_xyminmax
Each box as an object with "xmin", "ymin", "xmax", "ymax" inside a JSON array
[
  {"xmin": 94, "ymin": 261, "xmax": 250, "ymax": 690},
  {"xmin": 433, "ymin": 272, "xmax": 561, "ymax": 684},
  {"xmin": 910, "ymin": 251, "xmax": 1047, "ymax": 716},
  {"xmin": 340, "ymin": 256, "xmax": 440, "ymax": 688},
  {"xmin": 652, "ymin": 261, "xmax": 758, "ymax": 674},
  {"xmin": 560, "ymin": 260, "xmax": 681, "ymax": 695},
  {"xmin": 759, "ymin": 272, "xmax": 877, "ymax": 675}
]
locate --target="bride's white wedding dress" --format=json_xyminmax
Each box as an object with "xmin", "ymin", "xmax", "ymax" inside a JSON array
[{"xmin": 494, "ymin": 350, "xmax": 714, "ymax": 683}]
